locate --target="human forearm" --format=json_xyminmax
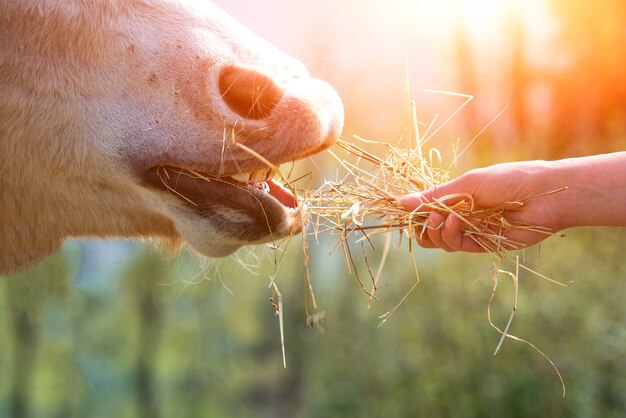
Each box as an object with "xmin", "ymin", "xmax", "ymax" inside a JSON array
[
  {"xmin": 538, "ymin": 152, "xmax": 626, "ymax": 230},
  {"xmin": 400, "ymin": 152, "xmax": 626, "ymax": 252}
]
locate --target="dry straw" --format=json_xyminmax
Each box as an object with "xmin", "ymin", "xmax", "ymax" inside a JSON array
[
  {"xmin": 303, "ymin": 103, "xmax": 562, "ymax": 262},
  {"xmin": 235, "ymin": 91, "xmax": 569, "ymax": 395},
  {"xmin": 292, "ymin": 95, "xmax": 568, "ymax": 396},
  {"xmin": 298, "ymin": 96, "xmax": 569, "ymax": 314}
]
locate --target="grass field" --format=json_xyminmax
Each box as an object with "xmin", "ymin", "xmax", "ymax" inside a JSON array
[{"xmin": 1, "ymin": 226, "xmax": 625, "ymax": 417}]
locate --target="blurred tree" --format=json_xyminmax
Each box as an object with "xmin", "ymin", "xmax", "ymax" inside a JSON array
[
  {"xmin": 508, "ymin": 2, "xmax": 528, "ymax": 145},
  {"xmin": 453, "ymin": 6, "xmax": 480, "ymax": 134},
  {"xmin": 548, "ymin": 0, "xmax": 626, "ymax": 156},
  {"xmin": 3, "ymin": 254, "xmax": 71, "ymax": 418},
  {"xmin": 122, "ymin": 252, "xmax": 168, "ymax": 418},
  {"xmin": 451, "ymin": 3, "xmax": 528, "ymax": 163}
]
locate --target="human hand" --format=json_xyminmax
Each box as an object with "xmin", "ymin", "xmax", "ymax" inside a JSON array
[{"xmin": 399, "ymin": 161, "xmax": 563, "ymax": 252}]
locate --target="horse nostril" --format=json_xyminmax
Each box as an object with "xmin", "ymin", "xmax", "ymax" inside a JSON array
[{"xmin": 218, "ymin": 66, "xmax": 284, "ymax": 120}]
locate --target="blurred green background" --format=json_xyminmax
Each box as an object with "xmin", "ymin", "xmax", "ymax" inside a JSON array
[
  {"xmin": 2, "ymin": 0, "xmax": 626, "ymax": 417},
  {"xmin": 2, "ymin": 230, "xmax": 626, "ymax": 418}
]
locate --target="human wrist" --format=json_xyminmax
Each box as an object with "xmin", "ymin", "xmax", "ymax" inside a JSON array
[
  {"xmin": 523, "ymin": 160, "xmax": 574, "ymax": 231},
  {"xmin": 539, "ymin": 153, "xmax": 626, "ymax": 229}
]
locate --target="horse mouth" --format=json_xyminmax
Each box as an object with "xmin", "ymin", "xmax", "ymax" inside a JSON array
[{"xmin": 142, "ymin": 164, "xmax": 301, "ymax": 243}]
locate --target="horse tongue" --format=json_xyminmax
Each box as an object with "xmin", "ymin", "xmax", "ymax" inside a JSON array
[{"xmin": 267, "ymin": 179, "xmax": 296, "ymax": 208}]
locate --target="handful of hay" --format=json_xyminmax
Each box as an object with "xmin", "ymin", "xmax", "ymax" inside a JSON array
[
  {"xmin": 300, "ymin": 105, "xmax": 557, "ymax": 261},
  {"xmin": 244, "ymin": 94, "xmax": 568, "ymax": 394},
  {"xmin": 286, "ymin": 100, "xmax": 568, "ymax": 395}
]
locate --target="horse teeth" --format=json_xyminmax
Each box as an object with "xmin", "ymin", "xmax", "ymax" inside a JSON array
[
  {"xmin": 231, "ymin": 166, "xmax": 279, "ymax": 183},
  {"xmin": 250, "ymin": 169, "xmax": 267, "ymax": 182},
  {"xmin": 230, "ymin": 168, "xmax": 276, "ymax": 183},
  {"xmin": 231, "ymin": 172, "xmax": 251, "ymax": 182}
]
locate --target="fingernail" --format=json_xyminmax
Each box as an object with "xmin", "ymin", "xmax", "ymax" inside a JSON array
[{"xmin": 398, "ymin": 193, "xmax": 425, "ymax": 210}]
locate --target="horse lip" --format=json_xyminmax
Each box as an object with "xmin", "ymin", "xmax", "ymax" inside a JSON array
[{"xmin": 141, "ymin": 165, "xmax": 300, "ymax": 239}]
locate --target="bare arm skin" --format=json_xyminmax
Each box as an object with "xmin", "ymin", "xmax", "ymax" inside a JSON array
[{"xmin": 399, "ymin": 152, "xmax": 626, "ymax": 252}]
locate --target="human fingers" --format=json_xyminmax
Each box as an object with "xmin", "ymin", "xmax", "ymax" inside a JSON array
[
  {"xmin": 424, "ymin": 213, "xmax": 454, "ymax": 252},
  {"xmin": 440, "ymin": 214, "xmax": 463, "ymax": 250},
  {"xmin": 415, "ymin": 213, "xmax": 485, "ymax": 253},
  {"xmin": 399, "ymin": 192, "xmax": 431, "ymax": 212},
  {"xmin": 441, "ymin": 215, "xmax": 487, "ymax": 252},
  {"xmin": 415, "ymin": 234, "xmax": 438, "ymax": 249},
  {"xmin": 399, "ymin": 173, "xmax": 478, "ymax": 211}
]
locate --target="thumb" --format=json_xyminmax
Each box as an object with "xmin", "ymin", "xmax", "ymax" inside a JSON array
[
  {"xmin": 398, "ymin": 177, "xmax": 471, "ymax": 211},
  {"xmin": 398, "ymin": 190, "xmax": 434, "ymax": 211}
]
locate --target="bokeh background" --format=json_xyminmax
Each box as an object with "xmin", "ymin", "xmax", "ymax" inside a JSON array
[{"xmin": 2, "ymin": 0, "xmax": 626, "ymax": 417}]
